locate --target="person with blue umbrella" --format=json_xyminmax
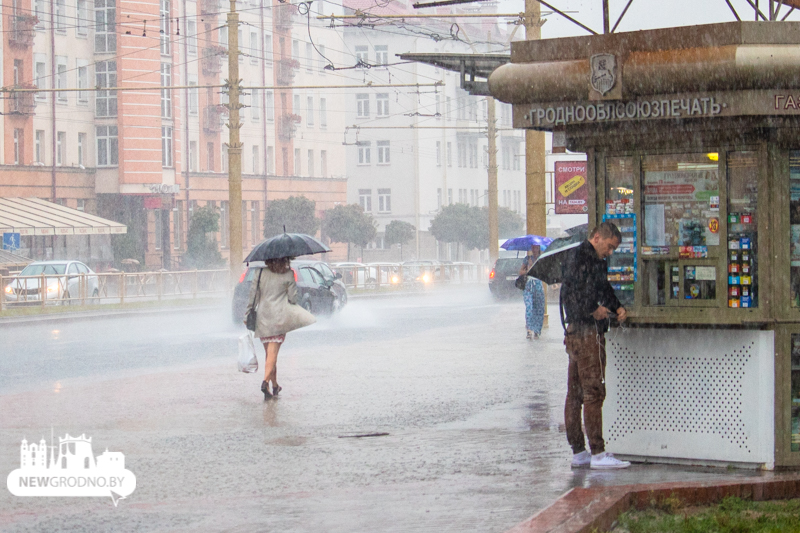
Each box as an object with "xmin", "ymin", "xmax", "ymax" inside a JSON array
[{"xmin": 517, "ymin": 245, "xmax": 546, "ymax": 340}]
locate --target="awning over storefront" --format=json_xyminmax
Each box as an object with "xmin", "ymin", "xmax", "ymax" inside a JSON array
[{"xmin": 0, "ymin": 198, "xmax": 127, "ymax": 236}]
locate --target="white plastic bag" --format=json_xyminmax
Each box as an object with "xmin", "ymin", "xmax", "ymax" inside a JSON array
[{"xmin": 238, "ymin": 332, "xmax": 259, "ymax": 373}]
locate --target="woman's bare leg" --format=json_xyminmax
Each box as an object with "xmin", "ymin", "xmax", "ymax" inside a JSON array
[{"xmin": 265, "ymin": 342, "xmax": 281, "ymax": 389}]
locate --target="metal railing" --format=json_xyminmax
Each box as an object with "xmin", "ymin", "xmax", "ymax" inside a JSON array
[
  {"xmin": 330, "ymin": 263, "xmax": 486, "ymax": 290},
  {"xmin": 0, "ymin": 269, "xmax": 229, "ymax": 310}
]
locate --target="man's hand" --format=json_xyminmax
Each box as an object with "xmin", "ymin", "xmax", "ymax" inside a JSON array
[
  {"xmin": 617, "ymin": 307, "xmax": 627, "ymax": 322},
  {"xmin": 592, "ymin": 305, "xmax": 612, "ymax": 321}
]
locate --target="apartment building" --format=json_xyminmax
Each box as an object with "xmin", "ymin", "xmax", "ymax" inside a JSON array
[
  {"xmin": 1, "ymin": 0, "xmax": 347, "ymax": 269},
  {"xmin": 339, "ymin": 0, "xmax": 526, "ymax": 262}
]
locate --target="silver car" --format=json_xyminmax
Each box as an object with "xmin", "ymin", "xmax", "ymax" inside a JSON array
[{"xmin": 3, "ymin": 260, "xmax": 99, "ymax": 304}]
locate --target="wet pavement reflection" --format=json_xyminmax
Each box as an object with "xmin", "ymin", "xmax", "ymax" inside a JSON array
[{"xmin": 0, "ymin": 287, "xmax": 766, "ymax": 532}]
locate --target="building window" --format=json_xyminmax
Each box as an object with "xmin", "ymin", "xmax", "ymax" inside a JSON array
[
  {"xmin": 378, "ymin": 189, "xmax": 391, "ymax": 213},
  {"xmin": 447, "ymin": 188, "xmax": 452, "ymax": 204},
  {"xmin": 250, "ymin": 30, "xmax": 259, "ymax": 64},
  {"xmin": 294, "ymin": 148, "xmax": 301, "ymax": 175},
  {"xmin": 319, "ymin": 97, "xmax": 327, "ymax": 128},
  {"xmin": 376, "ymin": 93, "xmax": 389, "ymax": 117},
  {"xmin": 56, "ymin": 132, "xmax": 66, "ymax": 166},
  {"xmin": 220, "ymin": 201, "xmax": 229, "ymax": 248},
  {"xmin": 307, "ymin": 149, "xmax": 314, "ymax": 177},
  {"xmin": 377, "ymin": 141, "xmax": 390, "ymax": 164},
  {"xmin": 435, "ymin": 94, "xmax": 441, "ymax": 117},
  {"xmin": 374, "ymin": 45, "xmax": 388, "ymax": 66},
  {"xmin": 436, "ymin": 141, "xmax": 441, "ymax": 166},
  {"xmin": 264, "ymin": 33, "xmax": 273, "ymax": 65},
  {"xmin": 187, "ymin": 19, "xmax": 197, "ymax": 55},
  {"xmin": 282, "ymin": 147, "xmax": 289, "ymax": 175},
  {"xmin": 54, "ymin": 0, "xmax": 66, "ymax": 31},
  {"xmin": 189, "ymin": 141, "xmax": 197, "ymax": 171},
  {"xmin": 77, "ymin": 61, "xmax": 89, "ymax": 104},
  {"xmin": 318, "ymin": 45, "xmax": 326, "ymax": 74},
  {"xmin": 161, "ymin": 63, "xmax": 171, "ymax": 118},
  {"xmin": 358, "ymin": 142, "xmax": 371, "ymax": 165},
  {"xmin": 251, "ymin": 89, "xmax": 260, "ymax": 120},
  {"xmin": 96, "ymin": 126, "xmax": 118, "ymax": 167},
  {"xmin": 154, "ymin": 210, "xmax": 163, "ymax": 251},
  {"xmin": 469, "ymin": 140, "xmax": 478, "ymax": 168},
  {"xmin": 292, "ymin": 39, "xmax": 300, "ymax": 60},
  {"xmin": 437, "ymin": 188, "xmax": 442, "ymax": 209},
  {"xmin": 446, "ymin": 97, "xmax": 451, "ymax": 121},
  {"xmin": 447, "ymin": 142, "xmax": 452, "ymax": 167},
  {"xmin": 252, "ymin": 145, "xmax": 259, "ymax": 174},
  {"xmin": 162, "ymin": 127, "xmax": 173, "ymax": 167},
  {"xmin": 266, "ymin": 91, "xmax": 274, "ymax": 121},
  {"xmin": 251, "ymin": 201, "xmax": 260, "ymax": 244},
  {"xmin": 35, "ymin": 131, "xmax": 44, "ymax": 164},
  {"xmin": 34, "ymin": 56, "xmax": 46, "ymax": 101},
  {"xmin": 189, "ymin": 80, "xmax": 198, "ymax": 115},
  {"xmin": 306, "ymin": 42, "xmax": 313, "ymax": 72},
  {"xmin": 307, "ymin": 97, "xmax": 314, "ymax": 126},
  {"xmin": 56, "ymin": 57, "xmax": 67, "ymax": 103},
  {"xmin": 512, "ymin": 145, "xmax": 521, "ymax": 171},
  {"xmin": 77, "ymin": 133, "xmax": 86, "ymax": 166},
  {"xmin": 221, "ymin": 144, "xmax": 228, "ymax": 172},
  {"xmin": 160, "ymin": 0, "xmax": 171, "ymax": 56},
  {"xmin": 95, "ymin": 0, "xmax": 116, "ymax": 53},
  {"xmin": 267, "ymin": 146, "xmax": 274, "ymax": 174},
  {"xmin": 293, "ymin": 94, "xmax": 301, "ymax": 120},
  {"xmin": 457, "ymin": 141, "xmax": 467, "ymax": 168},
  {"xmin": 95, "ymin": 61, "xmax": 117, "ymax": 117},
  {"xmin": 356, "ymin": 94, "xmax": 369, "ymax": 118},
  {"xmin": 359, "ymin": 189, "xmax": 372, "ymax": 212},
  {"xmin": 34, "ymin": 0, "xmax": 46, "ymax": 29},
  {"xmin": 207, "ymin": 142, "xmax": 215, "ymax": 171},
  {"xmin": 502, "ymin": 145, "xmax": 510, "ymax": 170},
  {"xmin": 173, "ymin": 201, "xmax": 183, "ymax": 250},
  {"xmin": 321, "ymin": 150, "xmax": 327, "ymax": 177},
  {"xmin": 355, "ymin": 45, "xmax": 368, "ymax": 66},
  {"xmin": 76, "ymin": 199, "xmax": 85, "ymax": 212}
]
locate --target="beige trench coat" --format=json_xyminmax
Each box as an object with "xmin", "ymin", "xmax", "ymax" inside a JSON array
[{"xmin": 245, "ymin": 268, "xmax": 316, "ymax": 338}]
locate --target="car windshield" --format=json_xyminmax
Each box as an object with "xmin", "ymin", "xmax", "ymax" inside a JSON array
[
  {"xmin": 495, "ymin": 258, "xmax": 525, "ymax": 275},
  {"xmin": 20, "ymin": 264, "xmax": 67, "ymax": 276}
]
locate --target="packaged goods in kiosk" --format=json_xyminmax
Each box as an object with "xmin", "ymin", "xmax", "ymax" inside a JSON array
[{"xmin": 727, "ymin": 212, "xmax": 757, "ymax": 308}]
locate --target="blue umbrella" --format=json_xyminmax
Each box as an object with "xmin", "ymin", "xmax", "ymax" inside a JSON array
[{"xmin": 501, "ymin": 235, "xmax": 552, "ymax": 252}]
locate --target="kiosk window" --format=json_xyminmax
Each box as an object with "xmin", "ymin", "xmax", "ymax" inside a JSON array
[
  {"xmin": 791, "ymin": 334, "xmax": 800, "ymax": 452},
  {"xmin": 605, "ymin": 156, "xmax": 634, "ymax": 215},
  {"xmin": 727, "ymin": 151, "xmax": 758, "ymax": 308},
  {"xmin": 642, "ymin": 153, "xmax": 720, "ymax": 247},
  {"xmin": 790, "ymin": 151, "xmax": 800, "ymax": 307}
]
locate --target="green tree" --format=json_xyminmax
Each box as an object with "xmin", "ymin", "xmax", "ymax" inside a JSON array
[
  {"xmin": 384, "ymin": 220, "xmax": 415, "ymax": 260},
  {"xmin": 262, "ymin": 196, "xmax": 320, "ymax": 239},
  {"xmin": 183, "ymin": 205, "xmax": 223, "ymax": 269},
  {"xmin": 430, "ymin": 204, "xmax": 526, "ymax": 254},
  {"xmin": 496, "ymin": 206, "xmax": 525, "ymax": 239},
  {"xmin": 323, "ymin": 204, "xmax": 377, "ymax": 261}
]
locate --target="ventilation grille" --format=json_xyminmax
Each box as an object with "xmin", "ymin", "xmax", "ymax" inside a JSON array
[{"xmin": 607, "ymin": 340, "xmax": 754, "ymax": 453}]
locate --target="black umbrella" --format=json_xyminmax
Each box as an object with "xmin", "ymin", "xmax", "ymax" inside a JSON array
[
  {"xmin": 526, "ymin": 225, "xmax": 589, "ymax": 285},
  {"xmin": 244, "ymin": 232, "xmax": 331, "ymax": 263}
]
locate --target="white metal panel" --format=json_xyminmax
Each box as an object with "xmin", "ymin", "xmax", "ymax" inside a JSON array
[{"xmin": 604, "ymin": 328, "xmax": 774, "ymax": 467}]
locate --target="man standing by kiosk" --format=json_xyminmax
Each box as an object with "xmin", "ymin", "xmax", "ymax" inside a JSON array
[{"xmin": 562, "ymin": 222, "xmax": 630, "ymax": 469}]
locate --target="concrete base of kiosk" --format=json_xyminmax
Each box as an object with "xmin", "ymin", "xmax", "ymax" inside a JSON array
[{"xmin": 604, "ymin": 328, "xmax": 775, "ymax": 469}]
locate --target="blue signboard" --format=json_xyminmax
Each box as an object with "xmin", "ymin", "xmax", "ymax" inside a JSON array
[{"xmin": 3, "ymin": 232, "xmax": 21, "ymax": 251}]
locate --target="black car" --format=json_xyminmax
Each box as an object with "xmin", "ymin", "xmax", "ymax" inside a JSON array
[
  {"xmin": 231, "ymin": 261, "xmax": 345, "ymax": 324},
  {"xmin": 295, "ymin": 260, "xmax": 348, "ymax": 310},
  {"xmin": 488, "ymin": 257, "xmax": 526, "ymax": 299}
]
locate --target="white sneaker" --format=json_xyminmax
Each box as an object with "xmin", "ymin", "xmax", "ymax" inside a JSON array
[
  {"xmin": 570, "ymin": 450, "xmax": 591, "ymax": 468},
  {"xmin": 590, "ymin": 452, "xmax": 631, "ymax": 470}
]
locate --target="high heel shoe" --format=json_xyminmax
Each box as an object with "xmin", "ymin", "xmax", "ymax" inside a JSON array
[
  {"xmin": 272, "ymin": 384, "xmax": 282, "ymax": 396},
  {"xmin": 261, "ymin": 380, "xmax": 273, "ymax": 400}
]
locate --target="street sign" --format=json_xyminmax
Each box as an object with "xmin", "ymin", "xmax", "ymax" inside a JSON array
[{"xmin": 3, "ymin": 232, "xmax": 20, "ymax": 251}]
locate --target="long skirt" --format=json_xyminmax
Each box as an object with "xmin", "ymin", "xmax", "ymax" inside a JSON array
[{"xmin": 523, "ymin": 277, "xmax": 545, "ymax": 335}]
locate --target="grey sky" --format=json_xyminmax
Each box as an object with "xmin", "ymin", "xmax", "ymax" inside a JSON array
[{"xmin": 496, "ymin": 0, "xmax": 800, "ymax": 39}]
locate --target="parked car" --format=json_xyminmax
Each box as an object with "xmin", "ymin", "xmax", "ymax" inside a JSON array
[
  {"xmin": 3, "ymin": 260, "xmax": 99, "ymax": 305},
  {"xmin": 293, "ymin": 260, "xmax": 347, "ymax": 310},
  {"xmin": 488, "ymin": 257, "xmax": 526, "ymax": 300},
  {"xmin": 231, "ymin": 261, "xmax": 339, "ymax": 324}
]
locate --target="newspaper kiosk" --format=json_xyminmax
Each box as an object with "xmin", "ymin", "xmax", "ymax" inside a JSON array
[{"xmin": 489, "ymin": 21, "xmax": 800, "ymax": 469}]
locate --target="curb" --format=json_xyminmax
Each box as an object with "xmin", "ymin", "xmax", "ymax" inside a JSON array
[
  {"xmin": 0, "ymin": 303, "xmax": 224, "ymax": 325},
  {"xmin": 506, "ymin": 473, "xmax": 800, "ymax": 533}
]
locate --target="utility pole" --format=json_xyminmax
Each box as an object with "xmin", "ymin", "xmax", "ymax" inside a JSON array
[
  {"xmin": 524, "ymin": 0, "xmax": 548, "ymax": 325},
  {"xmin": 227, "ymin": 0, "xmax": 244, "ymax": 280},
  {"xmin": 487, "ymin": 97, "xmax": 499, "ymax": 264}
]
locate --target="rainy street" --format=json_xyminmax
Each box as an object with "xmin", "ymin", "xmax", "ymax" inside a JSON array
[{"xmin": 0, "ymin": 286, "xmax": 763, "ymax": 532}]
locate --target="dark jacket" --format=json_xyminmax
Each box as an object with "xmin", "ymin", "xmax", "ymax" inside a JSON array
[{"xmin": 560, "ymin": 240, "xmax": 622, "ymax": 331}]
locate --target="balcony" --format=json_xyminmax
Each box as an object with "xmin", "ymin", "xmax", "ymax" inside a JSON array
[
  {"xmin": 201, "ymin": 46, "xmax": 226, "ymax": 76},
  {"xmin": 278, "ymin": 113, "xmax": 301, "ymax": 141},
  {"xmin": 203, "ymin": 105, "xmax": 228, "ymax": 133},
  {"xmin": 7, "ymin": 86, "xmax": 36, "ymax": 115},
  {"xmin": 276, "ymin": 58, "xmax": 299, "ymax": 85},
  {"xmin": 275, "ymin": 4, "xmax": 296, "ymax": 31},
  {"xmin": 9, "ymin": 14, "xmax": 37, "ymax": 47}
]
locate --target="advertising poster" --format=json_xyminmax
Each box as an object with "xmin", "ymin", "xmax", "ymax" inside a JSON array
[{"xmin": 554, "ymin": 161, "xmax": 588, "ymax": 214}]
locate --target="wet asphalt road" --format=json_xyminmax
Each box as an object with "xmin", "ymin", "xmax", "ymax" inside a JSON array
[{"xmin": 0, "ymin": 286, "xmax": 765, "ymax": 532}]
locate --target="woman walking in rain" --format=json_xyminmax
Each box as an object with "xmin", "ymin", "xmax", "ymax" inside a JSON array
[
  {"xmin": 519, "ymin": 250, "xmax": 546, "ymax": 340},
  {"xmin": 245, "ymin": 256, "xmax": 316, "ymax": 399}
]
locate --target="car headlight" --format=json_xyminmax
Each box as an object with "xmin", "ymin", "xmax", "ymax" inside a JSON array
[
  {"xmin": 391, "ymin": 276, "xmax": 399, "ymax": 284},
  {"xmin": 4, "ymin": 285, "xmax": 13, "ymax": 294},
  {"xmin": 422, "ymin": 274, "xmax": 430, "ymax": 283},
  {"xmin": 47, "ymin": 284, "xmax": 59, "ymax": 293}
]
